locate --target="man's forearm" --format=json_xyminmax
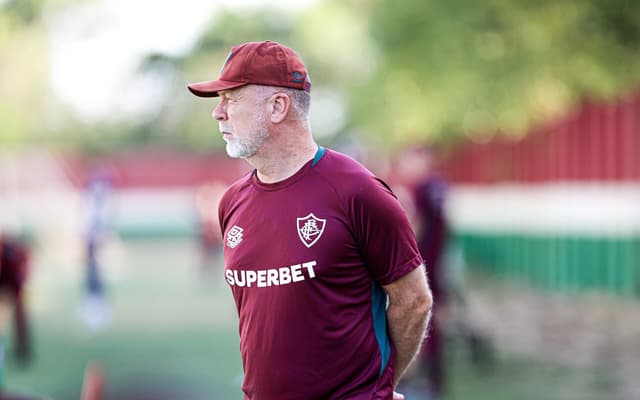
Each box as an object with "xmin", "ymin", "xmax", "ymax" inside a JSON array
[{"xmin": 387, "ymin": 300, "xmax": 431, "ymax": 385}]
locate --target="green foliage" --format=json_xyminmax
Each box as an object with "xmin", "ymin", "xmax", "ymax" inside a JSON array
[
  {"xmin": 0, "ymin": 14, "xmax": 49, "ymax": 148},
  {"xmin": 1, "ymin": 0, "xmax": 45, "ymax": 25},
  {"xmin": 351, "ymin": 0, "xmax": 640, "ymax": 146},
  {"xmin": 2, "ymin": 1, "xmax": 640, "ymax": 151},
  {"xmin": 196, "ymin": 9, "xmax": 294, "ymax": 54},
  {"xmin": 178, "ymin": 0, "xmax": 640, "ymax": 149}
]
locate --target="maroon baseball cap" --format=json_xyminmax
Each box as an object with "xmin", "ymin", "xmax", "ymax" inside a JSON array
[{"xmin": 187, "ymin": 40, "xmax": 311, "ymax": 97}]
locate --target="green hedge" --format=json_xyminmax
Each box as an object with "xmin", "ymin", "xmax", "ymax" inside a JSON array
[{"xmin": 456, "ymin": 232, "xmax": 640, "ymax": 296}]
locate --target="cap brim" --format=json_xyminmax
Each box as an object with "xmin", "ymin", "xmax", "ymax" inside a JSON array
[{"xmin": 187, "ymin": 79, "xmax": 247, "ymax": 98}]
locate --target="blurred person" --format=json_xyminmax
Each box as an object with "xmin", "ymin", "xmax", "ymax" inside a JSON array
[
  {"xmin": 0, "ymin": 235, "xmax": 32, "ymax": 392},
  {"xmin": 194, "ymin": 180, "xmax": 226, "ymax": 273},
  {"xmin": 394, "ymin": 146, "xmax": 449, "ymax": 399},
  {"xmin": 79, "ymin": 167, "xmax": 115, "ymax": 331},
  {"xmin": 187, "ymin": 40, "xmax": 432, "ymax": 400}
]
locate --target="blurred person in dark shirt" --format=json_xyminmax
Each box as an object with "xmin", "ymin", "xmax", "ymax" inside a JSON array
[
  {"xmin": 394, "ymin": 146, "xmax": 449, "ymax": 399},
  {"xmin": 0, "ymin": 235, "xmax": 37, "ymax": 400},
  {"xmin": 0, "ymin": 236, "xmax": 32, "ymax": 368}
]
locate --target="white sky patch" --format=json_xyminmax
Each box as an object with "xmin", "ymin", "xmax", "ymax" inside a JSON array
[{"xmin": 47, "ymin": 0, "xmax": 317, "ymax": 120}]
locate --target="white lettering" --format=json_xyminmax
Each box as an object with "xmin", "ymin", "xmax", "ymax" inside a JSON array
[
  {"xmin": 234, "ymin": 270, "xmax": 245, "ymax": 287},
  {"xmin": 267, "ymin": 269, "xmax": 279, "ymax": 286},
  {"xmin": 225, "ymin": 261, "xmax": 318, "ymax": 288},
  {"xmin": 279, "ymin": 267, "xmax": 291, "ymax": 284},
  {"xmin": 302, "ymin": 261, "xmax": 316, "ymax": 278},
  {"xmin": 246, "ymin": 270, "xmax": 257, "ymax": 287},
  {"xmin": 257, "ymin": 270, "xmax": 267, "ymax": 287},
  {"xmin": 225, "ymin": 269, "xmax": 234, "ymax": 285},
  {"xmin": 291, "ymin": 264, "xmax": 304, "ymax": 282}
]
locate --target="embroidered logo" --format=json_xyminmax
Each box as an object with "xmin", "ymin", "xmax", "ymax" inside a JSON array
[
  {"xmin": 227, "ymin": 225, "xmax": 243, "ymax": 248},
  {"xmin": 291, "ymin": 71, "xmax": 305, "ymax": 83},
  {"xmin": 296, "ymin": 213, "xmax": 326, "ymax": 248}
]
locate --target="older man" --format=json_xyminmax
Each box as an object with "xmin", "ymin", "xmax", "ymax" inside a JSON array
[{"xmin": 188, "ymin": 40, "xmax": 432, "ymax": 400}]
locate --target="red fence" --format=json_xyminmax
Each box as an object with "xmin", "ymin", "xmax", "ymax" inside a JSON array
[{"xmin": 442, "ymin": 91, "xmax": 640, "ymax": 184}]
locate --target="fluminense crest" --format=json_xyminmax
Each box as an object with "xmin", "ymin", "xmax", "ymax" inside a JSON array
[{"xmin": 296, "ymin": 213, "xmax": 326, "ymax": 248}]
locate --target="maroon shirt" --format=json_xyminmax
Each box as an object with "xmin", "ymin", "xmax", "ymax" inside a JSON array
[{"xmin": 219, "ymin": 148, "xmax": 423, "ymax": 400}]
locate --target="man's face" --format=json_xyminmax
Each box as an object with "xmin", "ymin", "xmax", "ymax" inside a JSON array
[{"xmin": 212, "ymin": 85, "xmax": 271, "ymax": 159}]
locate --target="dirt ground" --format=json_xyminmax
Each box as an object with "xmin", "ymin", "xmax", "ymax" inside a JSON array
[{"xmin": 462, "ymin": 273, "xmax": 640, "ymax": 400}]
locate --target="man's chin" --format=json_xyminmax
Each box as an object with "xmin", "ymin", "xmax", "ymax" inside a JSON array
[
  {"xmin": 226, "ymin": 144, "xmax": 252, "ymax": 159},
  {"xmin": 225, "ymin": 150, "xmax": 243, "ymax": 159}
]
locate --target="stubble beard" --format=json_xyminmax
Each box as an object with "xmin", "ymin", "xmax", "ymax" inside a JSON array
[{"xmin": 223, "ymin": 114, "xmax": 270, "ymax": 159}]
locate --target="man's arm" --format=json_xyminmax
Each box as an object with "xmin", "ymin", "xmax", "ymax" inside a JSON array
[{"xmin": 382, "ymin": 264, "xmax": 433, "ymax": 386}]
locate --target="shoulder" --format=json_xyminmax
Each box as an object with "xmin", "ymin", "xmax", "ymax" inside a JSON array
[
  {"xmin": 219, "ymin": 171, "xmax": 253, "ymax": 211},
  {"xmin": 315, "ymin": 148, "xmax": 373, "ymax": 177},
  {"xmin": 313, "ymin": 149, "xmax": 393, "ymax": 198},
  {"xmin": 311, "ymin": 149, "xmax": 401, "ymax": 224}
]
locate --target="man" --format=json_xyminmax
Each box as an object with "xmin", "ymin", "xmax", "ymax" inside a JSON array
[
  {"xmin": 394, "ymin": 146, "xmax": 449, "ymax": 399},
  {"xmin": 0, "ymin": 236, "xmax": 31, "ymax": 365},
  {"xmin": 187, "ymin": 40, "xmax": 432, "ymax": 400},
  {"xmin": 0, "ymin": 235, "xmax": 34, "ymax": 399},
  {"xmin": 80, "ymin": 167, "xmax": 114, "ymax": 331},
  {"xmin": 411, "ymin": 148, "xmax": 449, "ymax": 400},
  {"xmin": 194, "ymin": 180, "xmax": 226, "ymax": 274}
]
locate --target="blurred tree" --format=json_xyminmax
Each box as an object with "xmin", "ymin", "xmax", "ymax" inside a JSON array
[
  {"xmin": 0, "ymin": 0, "xmax": 86, "ymax": 149},
  {"xmin": 0, "ymin": 1, "xmax": 48, "ymax": 147},
  {"xmin": 2, "ymin": 0, "xmax": 45, "ymax": 25},
  {"xmin": 350, "ymin": 0, "xmax": 640, "ymax": 146},
  {"xmin": 173, "ymin": 0, "xmax": 640, "ymax": 149},
  {"xmin": 4, "ymin": 0, "xmax": 640, "ymax": 151}
]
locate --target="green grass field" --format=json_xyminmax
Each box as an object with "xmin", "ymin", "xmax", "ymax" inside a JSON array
[{"xmin": 3, "ymin": 238, "xmax": 610, "ymax": 399}]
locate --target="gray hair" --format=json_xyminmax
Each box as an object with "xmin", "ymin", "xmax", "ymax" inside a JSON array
[
  {"xmin": 280, "ymin": 88, "xmax": 310, "ymax": 121},
  {"xmin": 256, "ymin": 85, "xmax": 310, "ymax": 121}
]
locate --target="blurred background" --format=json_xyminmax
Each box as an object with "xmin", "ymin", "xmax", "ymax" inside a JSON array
[{"xmin": 0, "ymin": 0, "xmax": 639, "ymax": 399}]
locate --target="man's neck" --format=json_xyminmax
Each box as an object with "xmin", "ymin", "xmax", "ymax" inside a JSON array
[{"xmin": 249, "ymin": 135, "xmax": 318, "ymax": 184}]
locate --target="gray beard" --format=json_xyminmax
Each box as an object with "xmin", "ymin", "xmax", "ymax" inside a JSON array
[{"xmin": 225, "ymin": 129, "xmax": 270, "ymax": 159}]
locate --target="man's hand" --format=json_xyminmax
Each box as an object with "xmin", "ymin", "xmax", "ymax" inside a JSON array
[{"xmin": 393, "ymin": 391, "xmax": 405, "ymax": 400}]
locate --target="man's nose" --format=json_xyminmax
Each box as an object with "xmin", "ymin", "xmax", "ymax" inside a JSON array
[{"xmin": 212, "ymin": 101, "xmax": 226, "ymax": 121}]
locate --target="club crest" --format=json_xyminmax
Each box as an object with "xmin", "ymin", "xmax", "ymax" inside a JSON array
[{"xmin": 297, "ymin": 213, "xmax": 326, "ymax": 248}]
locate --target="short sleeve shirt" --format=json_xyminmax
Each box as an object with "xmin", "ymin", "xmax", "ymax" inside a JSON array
[{"xmin": 219, "ymin": 148, "xmax": 423, "ymax": 400}]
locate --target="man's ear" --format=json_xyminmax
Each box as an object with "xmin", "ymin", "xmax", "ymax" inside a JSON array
[{"xmin": 270, "ymin": 93, "xmax": 291, "ymax": 124}]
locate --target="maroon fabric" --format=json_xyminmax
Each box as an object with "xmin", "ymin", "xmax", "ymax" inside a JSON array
[
  {"xmin": 218, "ymin": 149, "xmax": 422, "ymax": 400},
  {"xmin": 188, "ymin": 41, "xmax": 311, "ymax": 98}
]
